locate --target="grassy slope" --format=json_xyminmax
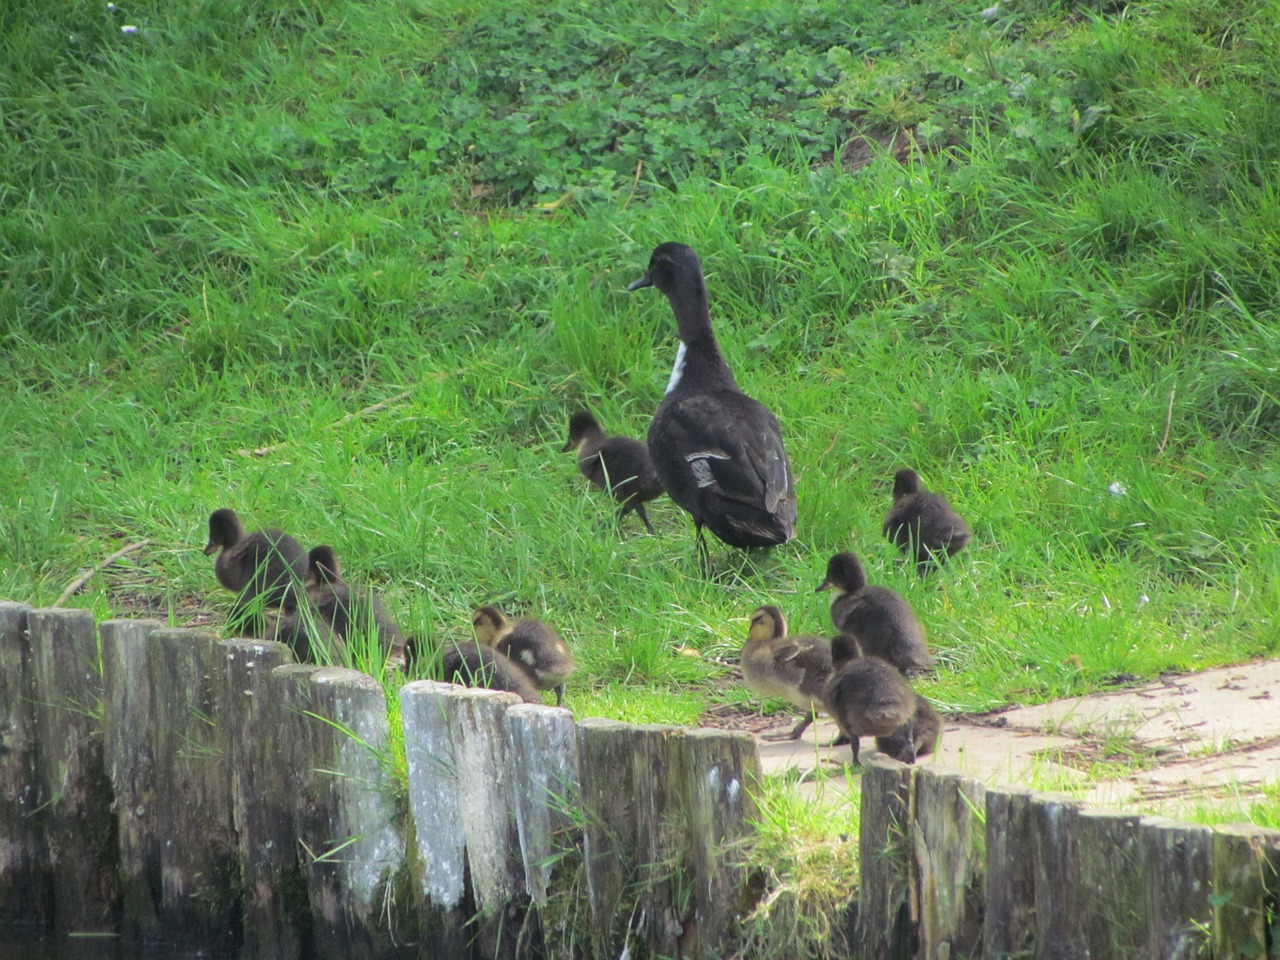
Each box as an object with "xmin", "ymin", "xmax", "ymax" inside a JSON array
[{"xmin": 3, "ymin": 0, "xmax": 1279, "ymax": 735}]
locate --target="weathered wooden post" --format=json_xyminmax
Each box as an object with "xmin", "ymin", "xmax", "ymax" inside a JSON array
[
  {"xmin": 99, "ymin": 617, "xmax": 165, "ymax": 944},
  {"xmin": 504, "ymin": 703, "xmax": 580, "ymax": 910},
  {"xmin": 1140, "ymin": 817, "xmax": 1212, "ymax": 960},
  {"xmin": 983, "ymin": 788, "xmax": 1036, "ymax": 960},
  {"xmin": 27, "ymin": 608, "xmax": 119, "ymax": 935},
  {"xmin": 1075, "ymin": 808, "xmax": 1143, "ymax": 959},
  {"xmin": 401, "ymin": 680, "xmax": 473, "ymax": 959},
  {"xmin": 146, "ymin": 627, "xmax": 241, "ymax": 951},
  {"xmin": 274, "ymin": 664, "xmax": 409, "ymax": 960},
  {"xmin": 0, "ymin": 601, "xmax": 49, "ymax": 924},
  {"xmin": 578, "ymin": 717, "xmax": 640, "ymax": 958},
  {"xmin": 1031, "ymin": 793, "xmax": 1085, "ymax": 960},
  {"xmin": 856, "ymin": 757, "xmax": 917, "ymax": 960},
  {"xmin": 1211, "ymin": 824, "xmax": 1280, "ymax": 958},
  {"xmin": 221, "ymin": 638, "xmax": 303, "ymax": 960},
  {"xmin": 685, "ymin": 728, "xmax": 760, "ymax": 960},
  {"xmin": 635, "ymin": 724, "xmax": 691, "ymax": 955},
  {"xmin": 912, "ymin": 768, "xmax": 985, "ymax": 959}
]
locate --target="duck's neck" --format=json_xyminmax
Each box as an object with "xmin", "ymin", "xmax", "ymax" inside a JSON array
[{"xmin": 663, "ymin": 281, "xmax": 738, "ymax": 393}]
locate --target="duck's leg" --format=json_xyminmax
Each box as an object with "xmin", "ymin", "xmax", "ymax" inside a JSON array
[
  {"xmin": 633, "ymin": 502, "xmax": 656, "ymax": 535},
  {"xmin": 554, "ymin": 683, "xmax": 565, "ymax": 707}
]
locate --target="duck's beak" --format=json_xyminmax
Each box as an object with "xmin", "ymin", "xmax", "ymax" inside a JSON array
[
  {"xmin": 203, "ymin": 542, "xmax": 219, "ymax": 556},
  {"xmin": 626, "ymin": 274, "xmax": 653, "ymax": 292},
  {"xmin": 815, "ymin": 578, "xmax": 831, "ymax": 593}
]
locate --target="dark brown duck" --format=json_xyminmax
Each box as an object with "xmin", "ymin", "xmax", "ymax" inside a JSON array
[
  {"xmin": 204, "ymin": 508, "xmax": 307, "ymax": 636},
  {"xmin": 816, "ymin": 552, "xmax": 935, "ymax": 678},
  {"xmin": 821, "ymin": 634, "xmax": 916, "ymax": 765},
  {"xmin": 883, "ymin": 468, "xmax": 972, "ymax": 575}
]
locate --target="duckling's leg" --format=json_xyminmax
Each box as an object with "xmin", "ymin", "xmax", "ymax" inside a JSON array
[
  {"xmin": 761, "ymin": 713, "xmax": 815, "ymax": 742},
  {"xmin": 554, "ymin": 683, "xmax": 565, "ymax": 707},
  {"xmin": 633, "ymin": 502, "xmax": 656, "ymax": 535},
  {"xmin": 850, "ymin": 736, "xmax": 862, "ymax": 765}
]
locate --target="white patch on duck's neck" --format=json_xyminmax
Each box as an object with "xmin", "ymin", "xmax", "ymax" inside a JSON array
[{"xmin": 664, "ymin": 341, "xmax": 687, "ymax": 395}]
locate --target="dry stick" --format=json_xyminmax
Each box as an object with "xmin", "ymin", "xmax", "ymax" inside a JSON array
[
  {"xmin": 55, "ymin": 540, "xmax": 152, "ymax": 607},
  {"xmin": 1156, "ymin": 387, "xmax": 1176, "ymax": 456},
  {"xmin": 237, "ymin": 388, "xmax": 415, "ymax": 458},
  {"xmin": 621, "ymin": 159, "xmax": 644, "ymax": 211}
]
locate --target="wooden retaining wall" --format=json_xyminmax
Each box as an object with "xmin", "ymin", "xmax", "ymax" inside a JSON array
[{"xmin": 1, "ymin": 602, "xmax": 1278, "ymax": 959}]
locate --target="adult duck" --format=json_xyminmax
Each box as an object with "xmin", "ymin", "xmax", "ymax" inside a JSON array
[
  {"xmin": 562, "ymin": 410, "xmax": 664, "ymax": 534},
  {"xmin": 883, "ymin": 468, "xmax": 972, "ymax": 575},
  {"xmin": 628, "ymin": 243, "xmax": 796, "ymax": 562}
]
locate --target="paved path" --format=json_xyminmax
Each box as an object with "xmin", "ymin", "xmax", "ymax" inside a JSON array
[{"xmin": 754, "ymin": 658, "xmax": 1280, "ymax": 812}]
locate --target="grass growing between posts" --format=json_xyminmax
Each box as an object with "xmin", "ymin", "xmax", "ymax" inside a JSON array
[{"xmin": 4, "ymin": 0, "xmax": 1280, "ymax": 945}]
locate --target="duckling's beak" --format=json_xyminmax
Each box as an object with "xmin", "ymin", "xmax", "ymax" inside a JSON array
[
  {"xmin": 203, "ymin": 542, "xmax": 219, "ymax": 556},
  {"xmin": 815, "ymin": 578, "xmax": 832, "ymax": 592},
  {"xmin": 627, "ymin": 274, "xmax": 653, "ymax": 292},
  {"xmin": 560, "ymin": 438, "xmax": 575, "ymax": 453}
]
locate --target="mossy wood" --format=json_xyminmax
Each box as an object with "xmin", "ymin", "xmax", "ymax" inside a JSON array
[
  {"xmin": 504, "ymin": 703, "xmax": 580, "ymax": 908},
  {"xmin": 1075, "ymin": 808, "xmax": 1144, "ymax": 959},
  {"xmin": 855, "ymin": 758, "xmax": 918, "ymax": 960},
  {"xmin": 27, "ymin": 608, "xmax": 119, "ymax": 936},
  {"xmin": 0, "ymin": 602, "xmax": 46, "ymax": 924},
  {"xmin": 1210, "ymin": 824, "xmax": 1280, "ymax": 960},
  {"xmin": 982, "ymin": 788, "xmax": 1036, "ymax": 960},
  {"xmin": 222, "ymin": 639, "xmax": 304, "ymax": 960},
  {"xmin": 99, "ymin": 617, "xmax": 165, "ymax": 945},
  {"xmin": 1031, "ymin": 794, "xmax": 1085, "ymax": 960},
  {"xmin": 913, "ymin": 769, "xmax": 985, "ymax": 959},
  {"xmin": 685, "ymin": 728, "xmax": 761, "ymax": 960}
]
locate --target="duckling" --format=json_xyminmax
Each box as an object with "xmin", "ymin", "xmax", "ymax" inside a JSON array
[
  {"xmin": 440, "ymin": 641, "xmax": 542, "ymax": 703},
  {"xmin": 562, "ymin": 410, "xmax": 664, "ymax": 534},
  {"xmin": 874, "ymin": 695, "xmax": 942, "ymax": 765},
  {"xmin": 472, "ymin": 605, "xmax": 576, "ymax": 705},
  {"xmin": 277, "ymin": 546, "xmax": 406, "ymax": 669},
  {"xmin": 628, "ymin": 243, "xmax": 796, "ymax": 565},
  {"xmin": 740, "ymin": 605, "xmax": 833, "ymax": 741},
  {"xmin": 204, "ymin": 508, "xmax": 307, "ymax": 636},
  {"xmin": 822, "ymin": 634, "xmax": 916, "ymax": 765},
  {"xmin": 883, "ymin": 468, "xmax": 972, "ymax": 575},
  {"xmin": 816, "ymin": 552, "xmax": 935, "ymax": 678}
]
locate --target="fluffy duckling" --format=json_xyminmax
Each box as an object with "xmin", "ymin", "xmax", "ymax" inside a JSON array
[
  {"xmin": 740, "ymin": 605, "xmax": 834, "ymax": 741},
  {"xmin": 875, "ymin": 695, "xmax": 942, "ymax": 765},
  {"xmin": 816, "ymin": 552, "xmax": 935, "ymax": 678},
  {"xmin": 440, "ymin": 641, "xmax": 542, "ymax": 703},
  {"xmin": 277, "ymin": 546, "xmax": 406, "ymax": 669},
  {"xmin": 822, "ymin": 634, "xmax": 916, "ymax": 765},
  {"xmin": 883, "ymin": 468, "xmax": 972, "ymax": 575},
  {"xmin": 204, "ymin": 508, "xmax": 307, "ymax": 635},
  {"xmin": 562, "ymin": 410, "xmax": 664, "ymax": 534},
  {"xmin": 472, "ymin": 605, "xmax": 576, "ymax": 705},
  {"xmin": 628, "ymin": 243, "xmax": 796, "ymax": 564}
]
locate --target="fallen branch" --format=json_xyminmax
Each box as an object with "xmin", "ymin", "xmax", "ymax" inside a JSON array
[
  {"xmin": 237, "ymin": 387, "xmax": 415, "ymax": 457},
  {"xmin": 1155, "ymin": 387, "xmax": 1176, "ymax": 457},
  {"xmin": 55, "ymin": 540, "xmax": 151, "ymax": 607}
]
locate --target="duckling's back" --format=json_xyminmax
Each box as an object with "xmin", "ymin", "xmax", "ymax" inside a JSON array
[
  {"xmin": 497, "ymin": 619, "xmax": 576, "ymax": 689},
  {"xmin": 831, "ymin": 586, "xmax": 934, "ymax": 677},
  {"xmin": 741, "ymin": 635, "xmax": 832, "ymax": 713},
  {"xmin": 823, "ymin": 656, "xmax": 916, "ymax": 740}
]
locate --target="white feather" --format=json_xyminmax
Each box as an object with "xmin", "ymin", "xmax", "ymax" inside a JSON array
[{"xmin": 664, "ymin": 341, "xmax": 687, "ymax": 395}]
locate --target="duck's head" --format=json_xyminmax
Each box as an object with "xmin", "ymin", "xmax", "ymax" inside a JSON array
[
  {"xmin": 815, "ymin": 552, "xmax": 867, "ymax": 596},
  {"xmin": 305, "ymin": 545, "xmax": 342, "ymax": 587},
  {"xmin": 562, "ymin": 410, "xmax": 603, "ymax": 453},
  {"xmin": 627, "ymin": 242, "xmax": 703, "ymax": 297},
  {"xmin": 204, "ymin": 508, "xmax": 245, "ymax": 555},
  {"xmin": 892, "ymin": 468, "xmax": 925, "ymax": 500},
  {"xmin": 472, "ymin": 605, "xmax": 510, "ymax": 646},
  {"xmin": 747, "ymin": 605, "xmax": 787, "ymax": 644}
]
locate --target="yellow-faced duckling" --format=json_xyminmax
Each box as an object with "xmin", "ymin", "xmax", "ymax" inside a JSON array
[
  {"xmin": 740, "ymin": 605, "xmax": 834, "ymax": 742},
  {"xmin": 874, "ymin": 695, "xmax": 942, "ymax": 765},
  {"xmin": 562, "ymin": 410, "xmax": 664, "ymax": 534},
  {"xmin": 472, "ymin": 605, "xmax": 576, "ymax": 705},
  {"xmin": 816, "ymin": 551, "xmax": 935, "ymax": 678},
  {"xmin": 205, "ymin": 508, "xmax": 307, "ymax": 635},
  {"xmin": 628, "ymin": 243, "xmax": 796, "ymax": 564},
  {"xmin": 440, "ymin": 641, "xmax": 541, "ymax": 703},
  {"xmin": 822, "ymin": 634, "xmax": 916, "ymax": 765},
  {"xmin": 276, "ymin": 546, "xmax": 406, "ymax": 669},
  {"xmin": 883, "ymin": 468, "xmax": 972, "ymax": 575}
]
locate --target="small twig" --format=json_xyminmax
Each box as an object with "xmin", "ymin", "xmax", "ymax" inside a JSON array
[
  {"xmin": 55, "ymin": 540, "xmax": 151, "ymax": 607},
  {"xmin": 1156, "ymin": 387, "xmax": 1176, "ymax": 457},
  {"xmin": 237, "ymin": 388, "xmax": 415, "ymax": 457},
  {"xmin": 621, "ymin": 159, "xmax": 644, "ymax": 210}
]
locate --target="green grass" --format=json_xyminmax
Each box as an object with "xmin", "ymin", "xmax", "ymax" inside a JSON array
[{"xmin": 4, "ymin": 0, "xmax": 1279, "ymax": 812}]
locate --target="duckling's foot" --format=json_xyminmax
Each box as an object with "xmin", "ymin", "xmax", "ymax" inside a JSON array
[
  {"xmin": 759, "ymin": 715, "xmax": 815, "ymax": 741},
  {"xmin": 829, "ymin": 734, "xmax": 851, "ymax": 748}
]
